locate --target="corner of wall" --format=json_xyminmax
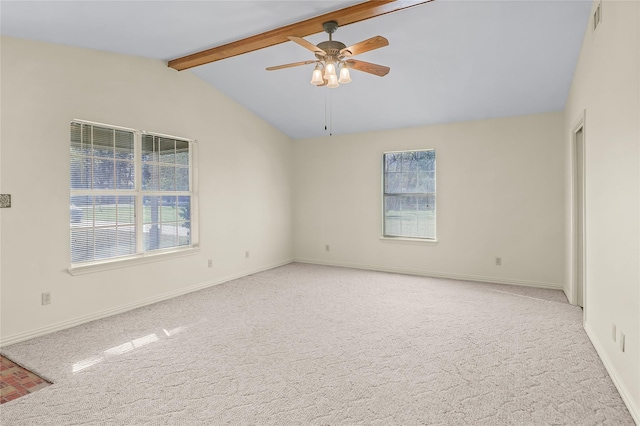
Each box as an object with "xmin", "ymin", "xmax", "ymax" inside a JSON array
[
  {"xmin": 585, "ymin": 322, "xmax": 640, "ymax": 424},
  {"xmin": 562, "ymin": 0, "xmax": 640, "ymax": 417}
]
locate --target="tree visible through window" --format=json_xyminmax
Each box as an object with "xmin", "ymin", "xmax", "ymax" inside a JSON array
[
  {"xmin": 383, "ymin": 150, "xmax": 436, "ymax": 239},
  {"xmin": 70, "ymin": 121, "xmax": 196, "ymax": 265}
]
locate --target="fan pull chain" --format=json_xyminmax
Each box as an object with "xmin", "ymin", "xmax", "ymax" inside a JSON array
[
  {"xmin": 324, "ymin": 90, "xmax": 327, "ymax": 132},
  {"xmin": 329, "ymin": 89, "xmax": 332, "ymax": 136},
  {"xmin": 323, "ymin": 88, "xmax": 333, "ymax": 136}
]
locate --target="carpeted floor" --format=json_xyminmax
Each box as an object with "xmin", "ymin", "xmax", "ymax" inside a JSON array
[{"xmin": 0, "ymin": 263, "xmax": 633, "ymax": 425}]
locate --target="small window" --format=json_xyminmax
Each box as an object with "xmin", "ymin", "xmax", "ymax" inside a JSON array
[
  {"xmin": 382, "ymin": 150, "xmax": 436, "ymax": 240},
  {"xmin": 70, "ymin": 121, "xmax": 197, "ymax": 266}
]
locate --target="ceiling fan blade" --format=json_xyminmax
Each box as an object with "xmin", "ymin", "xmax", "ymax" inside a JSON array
[
  {"xmin": 340, "ymin": 36, "xmax": 389, "ymax": 57},
  {"xmin": 345, "ymin": 59, "xmax": 390, "ymax": 77},
  {"xmin": 266, "ymin": 60, "xmax": 318, "ymax": 71},
  {"xmin": 287, "ymin": 36, "xmax": 326, "ymax": 56}
]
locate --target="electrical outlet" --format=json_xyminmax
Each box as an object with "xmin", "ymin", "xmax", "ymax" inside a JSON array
[
  {"xmin": 612, "ymin": 324, "xmax": 617, "ymax": 342},
  {"xmin": 207, "ymin": 259, "xmax": 213, "ymax": 268},
  {"xmin": 245, "ymin": 251, "xmax": 250, "ymax": 259},
  {"xmin": 325, "ymin": 244, "xmax": 330, "ymax": 252},
  {"xmin": 495, "ymin": 257, "xmax": 502, "ymax": 266},
  {"xmin": 41, "ymin": 292, "xmax": 51, "ymax": 305},
  {"xmin": 620, "ymin": 332, "xmax": 625, "ymax": 352}
]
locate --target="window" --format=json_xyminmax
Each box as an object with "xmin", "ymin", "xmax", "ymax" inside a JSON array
[
  {"xmin": 382, "ymin": 150, "xmax": 436, "ymax": 240},
  {"xmin": 70, "ymin": 121, "xmax": 197, "ymax": 266}
]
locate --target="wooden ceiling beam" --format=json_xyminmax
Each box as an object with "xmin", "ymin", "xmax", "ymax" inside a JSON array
[{"xmin": 168, "ymin": 0, "xmax": 434, "ymax": 71}]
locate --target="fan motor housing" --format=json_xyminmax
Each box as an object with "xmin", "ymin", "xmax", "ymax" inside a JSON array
[{"xmin": 316, "ymin": 40, "xmax": 347, "ymax": 60}]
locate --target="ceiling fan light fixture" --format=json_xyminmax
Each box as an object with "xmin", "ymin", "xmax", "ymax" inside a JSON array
[
  {"xmin": 338, "ymin": 66, "xmax": 352, "ymax": 84},
  {"xmin": 266, "ymin": 21, "xmax": 390, "ymax": 89},
  {"xmin": 324, "ymin": 62, "xmax": 337, "ymax": 79},
  {"xmin": 327, "ymin": 74, "xmax": 340, "ymax": 88},
  {"xmin": 310, "ymin": 65, "xmax": 324, "ymax": 85}
]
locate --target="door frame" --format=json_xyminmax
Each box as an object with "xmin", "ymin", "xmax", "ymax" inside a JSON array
[{"xmin": 571, "ymin": 110, "xmax": 587, "ymax": 322}]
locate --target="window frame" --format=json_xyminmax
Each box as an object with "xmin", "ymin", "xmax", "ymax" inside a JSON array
[
  {"xmin": 69, "ymin": 119, "xmax": 199, "ymax": 274},
  {"xmin": 381, "ymin": 149, "xmax": 437, "ymax": 242}
]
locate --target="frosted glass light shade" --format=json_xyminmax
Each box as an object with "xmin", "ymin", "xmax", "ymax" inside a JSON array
[
  {"xmin": 338, "ymin": 67, "xmax": 351, "ymax": 84},
  {"xmin": 324, "ymin": 62, "xmax": 337, "ymax": 79},
  {"xmin": 310, "ymin": 68, "xmax": 324, "ymax": 85},
  {"xmin": 327, "ymin": 75, "xmax": 339, "ymax": 88}
]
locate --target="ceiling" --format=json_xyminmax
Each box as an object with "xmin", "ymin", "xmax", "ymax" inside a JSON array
[{"xmin": 1, "ymin": 1, "xmax": 592, "ymax": 140}]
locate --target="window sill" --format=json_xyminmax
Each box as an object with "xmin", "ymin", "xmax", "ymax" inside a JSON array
[
  {"xmin": 379, "ymin": 236, "xmax": 438, "ymax": 244},
  {"xmin": 68, "ymin": 246, "xmax": 200, "ymax": 276}
]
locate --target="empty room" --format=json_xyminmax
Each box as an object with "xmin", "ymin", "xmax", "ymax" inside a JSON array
[{"xmin": 0, "ymin": 0, "xmax": 638, "ymax": 424}]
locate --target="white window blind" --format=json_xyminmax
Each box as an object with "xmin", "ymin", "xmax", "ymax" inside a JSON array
[
  {"xmin": 70, "ymin": 121, "xmax": 196, "ymax": 266},
  {"xmin": 382, "ymin": 150, "xmax": 436, "ymax": 239},
  {"xmin": 141, "ymin": 135, "xmax": 192, "ymax": 251}
]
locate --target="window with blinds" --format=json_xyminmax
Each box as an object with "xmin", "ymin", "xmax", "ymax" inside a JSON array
[
  {"xmin": 70, "ymin": 121, "xmax": 196, "ymax": 266},
  {"xmin": 141, "ymin": 135, "xmax": 192, "ymax": 252},
  {"xmin": 382, "ymin": 150, "xmax": 436, "ymax": 240}
]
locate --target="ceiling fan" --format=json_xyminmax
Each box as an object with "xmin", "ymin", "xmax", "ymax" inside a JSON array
[
  {"xmin": 168, "ymin": 1, "xmax": 434, "ymax": 72},
  {"xmin": 266, "ymin": 21, "xmax": 390, "ymax": 88}
]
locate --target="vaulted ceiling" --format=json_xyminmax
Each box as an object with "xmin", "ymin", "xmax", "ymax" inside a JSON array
[{"xmin": 1, "ymin": 1, "xmax": 592, "ymax": 139}]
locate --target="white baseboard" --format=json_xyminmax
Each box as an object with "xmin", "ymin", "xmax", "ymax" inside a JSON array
[
  {"xmin": 0, "ymin": 259, "xmax": 294, "ymax": 348},
  {"xmin": 585, "ymin": 321, "xmax": 639, "ymax": 425},
  {"xmin": 293, "ymin": 258, "xmax": 563, "ymax": 290}
]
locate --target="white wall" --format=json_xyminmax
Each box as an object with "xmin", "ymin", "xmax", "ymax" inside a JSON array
[
  {"xmin": 293, "ymin": 112, "xmax": 565, "ymax": 289},
  {"xmin": 563, "ymin": 0, "xmax": 639, "ymax": 420},
  {"xmin": 0, "ymin": 37, "xmax": 293, "ymax": 344}
]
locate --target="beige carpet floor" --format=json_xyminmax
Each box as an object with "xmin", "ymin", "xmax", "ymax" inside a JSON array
[{"xmin": 0, "ymin": 263, "xmax": 633, "ymax": 425}]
